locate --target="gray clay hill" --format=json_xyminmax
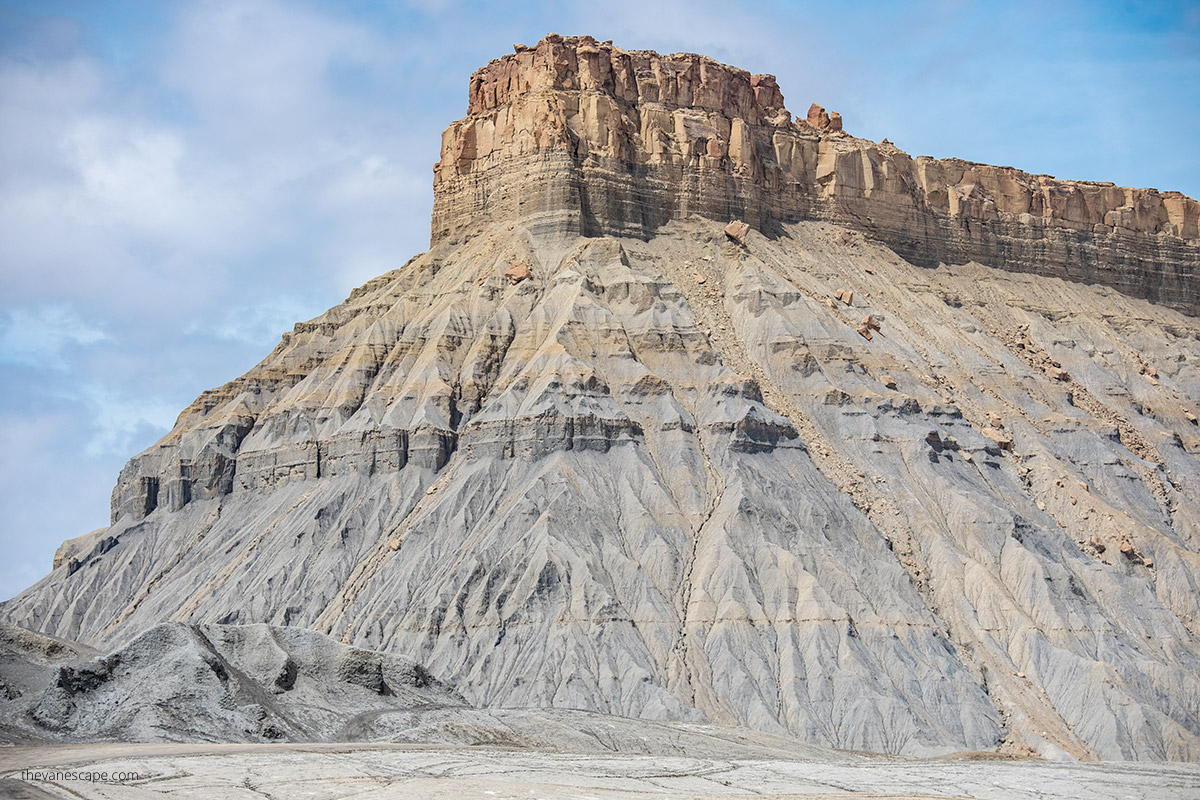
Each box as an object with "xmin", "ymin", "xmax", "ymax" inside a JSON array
[{"xmin": 4, "ymin": 34, "xmax": 1200, "ymax": 761}]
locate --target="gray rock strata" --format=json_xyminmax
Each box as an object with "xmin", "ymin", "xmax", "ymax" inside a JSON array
[{"xmin": 0, "ymin": 621, "xmax": 461, "ymax": 744}]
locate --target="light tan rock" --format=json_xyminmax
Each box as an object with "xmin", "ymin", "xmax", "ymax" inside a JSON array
[
  {"xmin": 431, "ymin": 35, "xmax": 1199, "ymax": 314},
  {"xmin": 505, "ymin": 261, "xmax": 531, "ymax": 284},
  {"xmin": 50, "ymin": 528, "xmax": 110, "ymax": 571},
  {"xmin": 982, "ymin": 426, "xmax": 1014, "ymax": 450},
  {"xmin": 806, "ymin": 102, "xmax": 831, "ymax": 129},
  {"xmin": 724, "ymin": 220, "xmax": 750, "ymax": 244}
]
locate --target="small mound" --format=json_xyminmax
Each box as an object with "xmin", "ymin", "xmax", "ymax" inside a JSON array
[{"xmin": 0, "ymin": 622, "xmax": 463, "ymax": 744}]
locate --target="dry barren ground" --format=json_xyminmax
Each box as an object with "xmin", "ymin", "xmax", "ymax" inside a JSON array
[{"xmin": 2, "ymin": 743, "xmax": 1199, "ymax": 799}]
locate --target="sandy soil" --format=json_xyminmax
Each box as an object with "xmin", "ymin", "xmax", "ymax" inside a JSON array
[{"xmin": 2, "ymin": 743, "xmax": 1199, "ymax": 799}]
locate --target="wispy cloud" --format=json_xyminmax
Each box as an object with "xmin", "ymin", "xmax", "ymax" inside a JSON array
[
  {"xmin": 1, "ymin": 0, "xmax": 430, "ymax": 308},
  {"xmin": 0, "ymin": 305, "xmax": 110, "ymax": 370},
  {"xmin": 190, "ymin": 296, "xmax": 322, "ymax": 347},
  {"xmin": 72, "ymin": 382, "xmax": 179, "ymax": 457},
  {"xmin": 160, "ymin": 0, "xmax": 382, "ymax": 146}
]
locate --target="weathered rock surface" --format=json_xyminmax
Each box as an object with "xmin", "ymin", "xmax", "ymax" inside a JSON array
[
  {"xmin": 0, "ymin": 621, "xmax": 461, "ymax": 744},
  {"xmin": 5, "ymin": 37, "xmax": 1200, "ymax": 762},
  {"xmin": 0, "ymin": 622, "xmax": 101, "ymax": 738},
  {"xmin": 0, "ymin": 621, "xmax": 845, "ymax": 761},
  {"xmin": 433, "ymin": 35, "xmax": 1199, "ymax": 314}
]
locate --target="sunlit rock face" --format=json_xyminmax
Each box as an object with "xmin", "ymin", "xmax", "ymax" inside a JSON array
[
  {"xmin": 434, "ymin": 34, "xmax": 1198, "ymax": 314},
  {"xmin": 6, "ymin": 35, "xmax": 1200, "ymax": 761}
]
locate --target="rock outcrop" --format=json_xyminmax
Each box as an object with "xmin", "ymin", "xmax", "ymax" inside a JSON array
[
  {"xmin": 0, "ymin": 622, "xmax": 461, "ymax": 744},
  {"xmin": 0, "ymin": 621, "xmax": 846, "ymax": 758},
  {"xmin": 433, "ymin": 34, "xmax": 1198, "ymax": 315},
  {"xmin": 5, "ymin": 36, "xmax": 1200, "ymax": 761}
]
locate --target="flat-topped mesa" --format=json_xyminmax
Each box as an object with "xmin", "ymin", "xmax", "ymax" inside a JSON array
[
  {"xmin": 432, "ymin": 34, "xmax": 1199, "ymax": 314},
  {"xmin": 432, "ymin": 33, "xmax": 799, "ymax": 245}
]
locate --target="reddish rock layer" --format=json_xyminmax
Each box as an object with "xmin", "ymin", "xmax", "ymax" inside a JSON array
[{"xmin": 432, "ymin": 34, "xmax": 1199, "ymax": 314}]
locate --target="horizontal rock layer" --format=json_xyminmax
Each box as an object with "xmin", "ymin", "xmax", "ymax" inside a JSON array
[{"xmin": 432, "ymin": 34, "xmax": 1199, "ymax": 314}]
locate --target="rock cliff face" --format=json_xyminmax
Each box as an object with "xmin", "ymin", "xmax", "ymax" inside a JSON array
[
  {"xmin": 433, "ymin": 34, "xmax": 1199, "ymax": 315},
  {"xmin": 6, "ymin": 36, "xmax": 1200, "ymax": 761}
]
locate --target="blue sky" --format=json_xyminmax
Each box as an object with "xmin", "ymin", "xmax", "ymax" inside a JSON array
[{"xmin": 1, "ymin": 0, "xmax": 1198, "ymax": 600}]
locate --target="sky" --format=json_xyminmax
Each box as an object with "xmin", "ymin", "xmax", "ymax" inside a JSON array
[{"xmin": 1, "ymin": 0, "xmax": 1198, "ymax": 600}]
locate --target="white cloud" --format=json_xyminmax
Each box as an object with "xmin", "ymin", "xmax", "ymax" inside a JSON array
[
  {"xmin": 318, "ymin": 154, "xmax": 427, "ymax": 212},
  {"xmin": 160, "ymin": 0, "xmax": 388, "ymax": 153},
  {"xmin": 73, "ymin": 382, "xmax": 180, "ymax": 457},
  {"xmin": 0, "ymin": 305, "xmax": 110, "ymax": 370},
  {"xmin": 192, "ymin": 296, "xmax": 323, "ymax": 346},
  {"xmin": 65, "ymin": 119, "xmax": 189, "ymax": 233}
]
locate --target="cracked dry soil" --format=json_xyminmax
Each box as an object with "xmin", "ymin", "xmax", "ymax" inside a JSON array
[{"xmin": 3, "ymin": 742, "xmax": 1200, "ymax": 799}]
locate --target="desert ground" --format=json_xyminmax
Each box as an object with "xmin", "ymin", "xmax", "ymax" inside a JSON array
[{"xmin": 3, "ymin": 742, "xmax": 1199, "ymax": 799}]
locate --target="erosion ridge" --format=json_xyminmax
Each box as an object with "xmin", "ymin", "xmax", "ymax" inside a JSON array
[
  {"xmin": 4, "ymin": 35, "xmax": 1200, "ymax": 762},
  {"xmin": 6, "ymin": 620, "xmax": 826, "ymax": 755},
  {"xmin": 433, "ymin": 33, "xmax": 1199, "ymax": 314}
]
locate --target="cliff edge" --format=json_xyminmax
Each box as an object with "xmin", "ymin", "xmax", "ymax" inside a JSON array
[{"xmin": 433, "ymin": 34, "xmax": 1199, "ymax": 314}]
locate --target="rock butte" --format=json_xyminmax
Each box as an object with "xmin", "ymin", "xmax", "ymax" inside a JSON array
[{"xmin": 4, "ymin": 35, "xmax": 1200, "ymax": 762}]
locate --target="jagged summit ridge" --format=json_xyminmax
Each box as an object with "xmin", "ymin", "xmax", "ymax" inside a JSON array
[{"xmin": 433, "ymin": 34, "xmax": 1198, "ymax": 314}]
